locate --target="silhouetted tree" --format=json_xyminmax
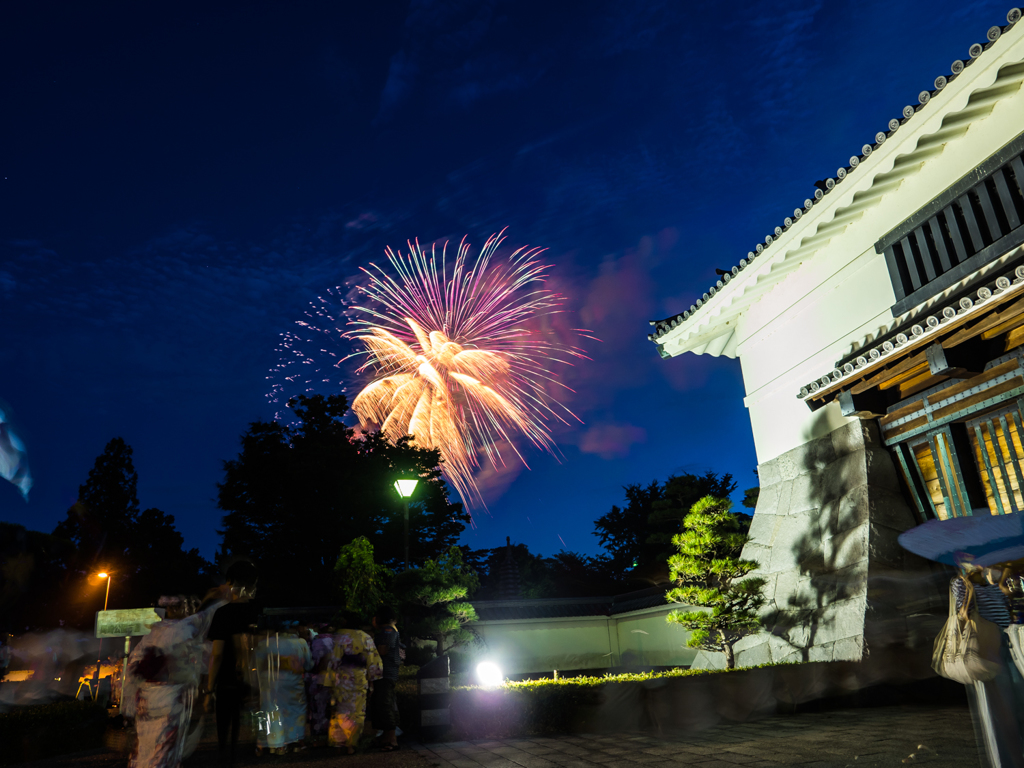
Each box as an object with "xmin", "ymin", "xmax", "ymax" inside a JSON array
[
  {"xmin": 594, "ymin": 471, "xmax": 738, "ymax": 578},
  {"xmin": 51, "ymin": 438, "xmax": 213, "ymax": 625},
  {"xmin": 217, "ymin": 394, "xmax": 470, "ymax": 606},
  {"xmin": 0, "ymin": 523, "xmax": 74, "ymax": 632}
]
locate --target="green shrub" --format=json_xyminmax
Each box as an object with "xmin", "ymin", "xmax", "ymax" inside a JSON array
[
  {"xmin": 399, "ymin": 662, "xmax": 797, "ymax": 740},
  {"xmin": 0, "ymin": 699, "xmax": 109, "ymax": 765}
]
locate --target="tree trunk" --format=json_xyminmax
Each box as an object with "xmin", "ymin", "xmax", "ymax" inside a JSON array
[{"xmin": 722, "ymin": 632, "xmax": 735, "ymax": 669}]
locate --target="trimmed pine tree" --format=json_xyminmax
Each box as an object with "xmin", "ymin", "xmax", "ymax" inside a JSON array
[{"xmin": 666, "ymin": 495, "xmax": 766, "ymax": 669}]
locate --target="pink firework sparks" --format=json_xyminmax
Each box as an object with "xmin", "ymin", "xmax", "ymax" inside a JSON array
[{"xmin": 346, "ymin": 230, "xmax": 590, "ymax": 507}]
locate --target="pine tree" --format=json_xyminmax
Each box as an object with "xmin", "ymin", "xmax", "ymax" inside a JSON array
[
  {"xmin": 393, "ymin": 546, "xmax": 479, "ymax": 656},
  {"xmin": 665, "ymin": 495, "xmax": 765, "ymax": 669}
]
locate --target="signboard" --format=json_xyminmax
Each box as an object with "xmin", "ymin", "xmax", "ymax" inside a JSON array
[{"xmin": 95, "ymin": 607, "xmax": 163, "ymax": 638}]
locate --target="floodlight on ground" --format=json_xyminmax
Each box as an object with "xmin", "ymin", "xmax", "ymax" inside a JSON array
[
  {"xmin": 476, "ymin": 661, "xmax": 503, "ymax": 688},
  {"xmin": 394, "ymin": 478, "xmax": 418, "ymax": 498},
  {"xmin": 96, "ymin": 572, "xmax": 108, "ymax": 579}
]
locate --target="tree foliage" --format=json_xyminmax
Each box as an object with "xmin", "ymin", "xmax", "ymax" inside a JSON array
[
  {"xmin": 665, "ymin": 495, "xmax": 765, "ymax": 669},
  {"xmin": 594, "ymin": 471, "xmax": 738, "ymax": 578},
  {"xmin": 217, "ymin": 394, "xmax": 470, "ymax": 606},
  {"xmin": 49, "ymin": 437, "xmax": 211, "ymax": 627},
  {"xmin": 393, "ymin": 546, "xmax": 479, "ymax": 656},
  {"xmin": 335, "ymin": 536, "xmax": 392, "ymax": 619}
]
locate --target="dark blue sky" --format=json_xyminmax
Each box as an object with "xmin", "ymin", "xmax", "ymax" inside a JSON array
[{"xmin": 0, "ymin": 0, "xmax": 1011, "ymax": 560}]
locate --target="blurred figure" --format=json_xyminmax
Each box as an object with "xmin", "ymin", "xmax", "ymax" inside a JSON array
[
  {"xmin": 206, "ymin": 561, "xmax": 259, "ymax": 766},
  {"xmin": 123, "ymin": 592, "xmax": 227, "ymax": 768},
  {"xmin": 954, "ymin": 564, "xmax": 1024, "ymax": 768},
  {"xmin": 366, "ymin": 606, "xmax": 400, "ymax": 751},
  {"xmin": 254, "ymin": 627, "xmax": 311, "ymax": 754},
  {"xmin": 0, "ymin": 401, "xmax": 31, "ymax": 500},
  {"xmin": 326, "ymin": 614, "xmax": 382, "ymax": 754},
  {"xmin": 306, "ymin": 626, "xmax": 335, "ymax": 746}
]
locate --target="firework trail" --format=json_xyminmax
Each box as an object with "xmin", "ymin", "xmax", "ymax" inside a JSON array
[{"xmin": 347, "ymin": 230, "xmax": 591, "ymax": 507}]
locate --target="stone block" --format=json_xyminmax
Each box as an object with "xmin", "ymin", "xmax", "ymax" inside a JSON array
[
  {"xmin": 775, "ymin": 481, "xmax": 794, "ymax": 519},
  {"xmin": 823, "ymin": 522, "xmax": 868, "ymax": 570},
  {"xmin": 804, "ymin": 433, "xmax": 838, "ymax": 473},
  {"xmin": 833, "ymin": 634, "xmax": 865, "ymax": 661},
  {"xmin": 769, "ymin": 515, "xmax": 817, "ymax": 572},
  {"xmin": 736, "ymin": 641, "xmax": 772, "ymax": 668},
  {"xmin": 789, "ymin": 471, "xmax": 821, "ymax": 515},
  {"xmin": 774, "ymin": 570, "xmax": 817, "ymax": 612},
  {"xmin": 865, "ymin": 446, "xmax": 903, "ymax": 493},
  {"xmin": 833, "ymin": 561, "xmax": 869, "ymax": 601},
  {"xmin": 867, "ymin": 488, "xmax": 919, "ymax": 532},
  {"xmin": 746, "ymin": 511, "xmax": 779, "ymax": 545},
  {"xmin": 742, "ymin": 543, "xmax": 772, "ymax": 572},
  {"xmin": 831, "ymin": 420, "xmax": 866, "ymax": 459},
  {"xmin": 815, "ymin": 597, "xmax": 868, "ymax": 645},
  {"xmin": 824, "ymin": 484, "xmax": 870, "ymax": 538},
  {"xmin": 758, "ymin": 458, "xmax": 780, "ymax": 488},
  {"xmin": 775, "ymin": 447, "xmax": 806, "ymax": 482},
  {"xmin": 767, "ymin": 631, "xmax": 804, "ymax": 661},
  {"xmin": 819, "ymin": 451, "xmax": 869, "ymax": 507},
  {"xmin": 752, "ymin": 484, "xmax": 781, "ymax": 515},
  {"xmin": 775, "ymin": 648, "xmax": 806, "ymax": 665},
  {"xmin": 868, "ymin": 522, "xmax": 907, "ymax": 569},
  {"xmin": 808, "ymin": 641, "xmax": 835, "ymax": 663}
]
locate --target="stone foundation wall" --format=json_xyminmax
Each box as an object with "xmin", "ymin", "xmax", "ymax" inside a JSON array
[{"xmin": 692, "ymin": 420, "xmax": 947, "ymax": 670}]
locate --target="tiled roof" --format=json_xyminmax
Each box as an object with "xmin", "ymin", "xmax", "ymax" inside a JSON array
[
  {"xmin": 471, "ymin": 586, "xmax": 669, "ymax": 622},
  {"xmin": 648, "ymin": 7, "xmax": 1024, "ymax": 346}
]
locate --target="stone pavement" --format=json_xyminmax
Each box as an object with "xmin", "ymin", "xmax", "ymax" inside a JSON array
[{"xmin": 412, "ymin": 706, "xmax": 981, "ymax": 768}]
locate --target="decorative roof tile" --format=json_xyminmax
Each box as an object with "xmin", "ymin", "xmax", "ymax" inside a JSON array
[{"xmin": 649, "ymin": 7, "xmax": 1022, "ymax": 345}]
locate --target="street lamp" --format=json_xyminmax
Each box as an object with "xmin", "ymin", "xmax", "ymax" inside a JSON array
[
  {"xmin": 93, "ymin": 571, "xmax": 112, "ymax": 701},
  {"xmin": 394, "ymin": 478, "xmax": 418, "ymax": 571}
]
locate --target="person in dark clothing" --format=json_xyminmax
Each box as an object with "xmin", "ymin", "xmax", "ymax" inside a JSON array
[
  {"xmin": 365, "ymin": 606, "xmax": 400, "ymax": 751},
  {"xmin": 205, "ymin": 560, "xmax": 259, "ymax": 765}
]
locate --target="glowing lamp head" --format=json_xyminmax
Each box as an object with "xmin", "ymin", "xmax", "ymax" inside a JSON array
[
  {"xmin": 394, "ymin": 478, "xmax": 418, "ymax": 498},
  {"xmin": 97, "ymin": 572, "xmax": 109, "ymax": 580},
  {"xmin": 476, "ymin": 661, "xmax": 503, "ymax": 688}
]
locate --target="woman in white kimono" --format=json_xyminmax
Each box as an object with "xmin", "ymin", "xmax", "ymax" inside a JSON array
[
  {"xmin": 254, "ymin": 629, "xmax": 311, "ymax": 755},
  {"xmin": 123, "ymin": 593, "xmax": 227, "ymax": 768}
]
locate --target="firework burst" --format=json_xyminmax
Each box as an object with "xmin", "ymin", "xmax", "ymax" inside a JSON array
[{"xmin": 347, "ymin": 230, "xmax": 590, "ymax": 507}]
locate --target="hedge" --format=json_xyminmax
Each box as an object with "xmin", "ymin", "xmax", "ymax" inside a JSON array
[{"xmin": 0, "ymin": 700, "xmax": 109, "ymax": 765}]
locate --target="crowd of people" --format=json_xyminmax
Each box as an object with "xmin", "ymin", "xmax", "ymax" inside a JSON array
[{"xmin": 121, "ymin": 560, "xmax": 403, "ymax": 768}]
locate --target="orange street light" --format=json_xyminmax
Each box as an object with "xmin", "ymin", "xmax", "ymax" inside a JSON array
[{"xmin": 95, "ymin": 571, "xmax": 112, "ymax": 611}]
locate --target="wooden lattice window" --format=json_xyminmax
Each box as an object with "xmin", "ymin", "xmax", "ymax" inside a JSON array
[
  {"xmin": 967, "ymin": 406, "xmax": 1024, "ymax": 515},
  {"xmin": 894, "ymin": 427, "xmax": 976, "ymax": 521}
]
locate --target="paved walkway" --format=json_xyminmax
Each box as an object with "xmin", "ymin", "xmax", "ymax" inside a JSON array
[{"xmin": 412, "ymin": 706, "xmax": 980, "ymax": 768}]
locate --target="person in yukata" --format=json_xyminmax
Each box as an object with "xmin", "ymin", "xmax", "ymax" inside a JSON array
[
  {"xmin": 326, "ymin": 613, "xmax": 382, "ymax": 754},
  {"xmin": 306, "ymin": 626, "xmax": 336, "ymax": 746},
  {"xmin": 953, "ymin": 561, "xmax": 1024, "ymax": 768},
  {"xmin": 123, "ymin": 591, "xmax": 228, "ymax": 768},
  {"xmin": 365, "ymin": 606, "xmax": 401, "ymax": 752},
  {"xmin": 253, "ymin": 625, "xmax": 311, "ymax": 755},
  {"xmin": 205, "ymin": 560, "xmax": 260, "ymax": 766}
]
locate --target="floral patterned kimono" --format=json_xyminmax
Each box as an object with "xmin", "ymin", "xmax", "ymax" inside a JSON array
[
  {"xmin": 254, "ymin": 633, "xmax": 312, "ymax": 752},
  {"xmin": 326, "ymin": 628, "xmax": 382, "ymax": 749},
  {"xmin": 307, "ymin": 633, "xmax": 335, "ymax": 742},
  {"xmin": 123, "ymin": 601, "xmax": 225, "ymax": 768}
]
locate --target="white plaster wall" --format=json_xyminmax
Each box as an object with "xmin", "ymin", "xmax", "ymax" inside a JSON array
[
  {"xmin": 471, "ymin": 605, "xmax": 696, "ymax": 674},
  {"xmin": 730, "ymin": 52, "xmax": 1024, "ymax": 466}
]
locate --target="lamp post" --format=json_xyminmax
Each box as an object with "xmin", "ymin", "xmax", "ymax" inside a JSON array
[
  {"xmin": 94, "ymin": 571, "xmax": 111, "ymax": 702},
  {"xmin": 394, "ymin": 478, "xmax": 419, "ymax": 571}
]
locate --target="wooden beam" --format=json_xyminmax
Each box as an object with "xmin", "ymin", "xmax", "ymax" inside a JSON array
[
  {"xmin": 942, "ymin": 295, "xmax": 1024, "ymax": 348},
  {"xmin": 878, "ymin": 362, "xmax": 931, "ymax": 391}
]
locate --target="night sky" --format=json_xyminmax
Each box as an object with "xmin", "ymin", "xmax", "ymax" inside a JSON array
[{"xmin": 0, "ymin": 0, "xmax": 1011, "ymax": 561}]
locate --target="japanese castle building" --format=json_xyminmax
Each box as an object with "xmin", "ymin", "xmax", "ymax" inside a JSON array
[{"xmin": 649, "ymin": 7, "xmax": 1024, "ymax": 668}]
